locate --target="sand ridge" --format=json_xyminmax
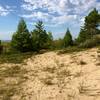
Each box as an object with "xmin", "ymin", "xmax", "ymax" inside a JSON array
[{"xmin": 0, "ymin": 48, "xmax": 100, "ymax": 100}]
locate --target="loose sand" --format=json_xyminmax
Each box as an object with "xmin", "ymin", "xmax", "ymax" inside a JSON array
[{"xmin": 0, "ymin": 48, "xmax": 100, "ymax": 100}]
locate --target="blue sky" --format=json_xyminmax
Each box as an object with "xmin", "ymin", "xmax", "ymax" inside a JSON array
[{"xmin": 0, "ymin": 0, "xmax": 100, "ymax": 40}]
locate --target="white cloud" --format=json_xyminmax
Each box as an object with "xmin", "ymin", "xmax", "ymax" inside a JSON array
[
  {"xmin": 0, "ymin": 5, "xmax": 12, "ymax": 16},
  {"xmin": 96, "ymin": 2, "xmax": 100, "ymax": 11},
  {"xmin": 21, "ymin": 0, "xmax": 99, "ymax": 27},
  {"xmin": 52, "ymin": 15, "xmax": 77, "ymax": 25},
  {"xmin": 22, "ymin": 12, "xmax": 50, "ymax": 19}
]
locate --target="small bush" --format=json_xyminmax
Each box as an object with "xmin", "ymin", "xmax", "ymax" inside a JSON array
[
  {"xmin": 58, "ymin": 46, "xmax": 85, "ymax": 54},
  {"xmin": 0, "ymin": 52, "xmax": 33, "ymax": 64},
  {"xmin": 79, "ymin": 35, "xmax": 100, "ymax": 48}
]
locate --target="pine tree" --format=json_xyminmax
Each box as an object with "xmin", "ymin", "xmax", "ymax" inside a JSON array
[
  {"xmin": 11, "ymin": 18, "xmax": 32, "ymax": 52},
  {"xmin": 63, "ymin": 28, "xmax": 73, "ymax": 48},
  {"xmin": 85, "ymin": 8, "xmax": 100, "ymax": 36},
  {"xmin": 77, "ymin": 8, "xmax": 100, "ymax": 43},
  {"xmin": 31, "ymin": 21, "xmax": 49, "ymax": 51},
  {"xmin": 76, "ymin": 27, "xmax": 90, "ymax": 43}
]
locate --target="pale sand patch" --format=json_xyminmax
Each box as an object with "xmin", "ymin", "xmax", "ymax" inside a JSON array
[{"xmin": 0, "ymin": 48, "xmax": 100, "ymax": 100}]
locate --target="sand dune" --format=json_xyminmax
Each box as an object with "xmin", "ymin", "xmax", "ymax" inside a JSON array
[{"xmin": 0, "ymin": 48, "xmax": 100, "ymax": 100}]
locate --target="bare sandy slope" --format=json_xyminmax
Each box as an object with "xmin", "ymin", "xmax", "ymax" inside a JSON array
[{"xmin": 0, "ymin": 48, "xmax": 100, "ymax": 100}]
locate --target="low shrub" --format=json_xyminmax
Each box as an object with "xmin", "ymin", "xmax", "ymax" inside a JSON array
[
  {"xmin": 0, "ymin": 52, "xmax": 33, "ymax": 64},
  {"xmin": 58, "ymin": 46, "xmax": 85, "ymax": 54},
  {"xmin": 79, "ymin": 35, "xmax": 100, "ymax": 48}
]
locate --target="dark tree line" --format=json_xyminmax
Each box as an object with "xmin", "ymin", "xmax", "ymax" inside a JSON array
[
  {"xmin": 2, "ymin": 8, "xmax": 99, "ymax": 53},
  {"xmin": 11, "ymin": 19, "xmax": 54, "ymax": 52}
]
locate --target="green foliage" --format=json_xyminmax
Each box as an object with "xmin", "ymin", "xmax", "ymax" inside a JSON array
[
  {"xmin": 31, "ymin": 30, "xmax": 39, "ymax": 51},
  {"xmin": 6, "ymin": 8, "xmax": 100, "ymax": 54},
  {"xmin": 79, "ymin": 35, "xmax": 100, "ymax": 48},
  {"xmin": 76, "ymin": 28, "xmax": 91, "ymax": 43},
  {"xmin": 0, "ymin": 52, "xmax": 33, "ymax": 64},
  {"xmin": 11, "ymin": 18, "xmax": 32, "ymax": 52},
  {"xmin": 47, "ymin": 32, "xmax": 53, "ymax": 49},
  {"xmin": 48, "ymin": 32, "xmax": 53, "ymax": 41},
  {"xmin": 31, "ymin": 21, "xmax": 50, "ymax": 51},
  {"xmin": 63, "ymin": 28, "xmax": 73, "ymax": 48},
  {"xmin": 77, "ymin": 8, "xmax": 100, "ymax": 44},
  {"xmin": 53, "ymin": 38, "xmax": 63, "ymax": 49},
  {"xmin": 85, "ymin": 8, "xmax": 100, "ymax": 35},
  {"xmin": 58, "ymin": 46, "xmax": 86, "ymax": 54}
]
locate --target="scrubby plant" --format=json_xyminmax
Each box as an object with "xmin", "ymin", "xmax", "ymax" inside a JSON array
[
  {"xmin": 79, "ymin": 35, "xmax": 100, "ymax": 48},
  {"xmin": 53, "ymin": 38, "xmax": 63, "ymax": 49}
]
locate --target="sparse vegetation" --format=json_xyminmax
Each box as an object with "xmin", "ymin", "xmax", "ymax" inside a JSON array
[
  {"xmin": 57, "ymin": 46, "xmax": 87, "ymax": 54},
  {"xmin": 43, "ymin": 67, "xmax": 56, "ymax": 73},
  {"xmin": 74, "ymin": 70, "xmax": 83, "ymax": 77},
  {"xmin": 78, "ymin": 81, "xmax": 87, "ymax": 94},
  {"xmin": 40, "ymin": 76, "xmax": 54, "ymax": 86},
  {"xmin": 79, "ymin": 35, "xmax": 100, "ymax": 48},
  {"xmin": 0, "ymin": 64, "xmax": 27, "ymax": 100},
  {"xmin": 0, "ymin": 52, "xmax": 33, "ymax": 64}
]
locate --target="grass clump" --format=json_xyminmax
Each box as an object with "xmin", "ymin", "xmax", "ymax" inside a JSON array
[
  {"xmin": 41, "ymin": 76, "xmax": 54, "ymax": 86},
  {"xmin": 0, "ymin": 52, "xmax": 33, "ymax": 64},
  {"xmin": 0, "ymin": 65, "xmax": 27, "ymax": 77},
  {"xmin": 43, "ymin": 67, "xmax": 56, "ymax": 73},
  {"xmin": 58, "ymin": 46, "xmax": 86, "ymax": 55},
  {"xmin": 0, "ymin": 62, "xmax": 28, "ymax": 100},
  {"xmin": 57, "ymin": 69, "xmax": 71, "ymax": 77},
  {"xmin": 79, "ymin": 35, "xmax": 100, "ymax": 48},
  {"xmin": 96, "ymin": 62, "xmax": 100, "ymax": 66},
  {"xmin": 79, "ymin": 60, "xmax": 87, "ymax": 65}
]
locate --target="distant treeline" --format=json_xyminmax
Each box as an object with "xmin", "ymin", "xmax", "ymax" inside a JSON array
[{"xmin": 0, "ymin": 8, "xmax": 100, "ymax": 53}]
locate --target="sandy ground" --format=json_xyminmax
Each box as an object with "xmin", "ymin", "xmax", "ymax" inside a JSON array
[{"xmin": 0, "ymin": 48, "xmax": 100, "ymax": 100}]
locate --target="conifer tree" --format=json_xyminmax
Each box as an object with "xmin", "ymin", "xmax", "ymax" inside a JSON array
[
  {"xmin": 31, "ymin": 21, "xmax": 49, "ymax": 51},
  {"xmin": 77, "ymin": 8, "xmax": 100, "ymax": 43},
  {"xmin": 63, "ymin": 28, "xmax": 73, "ymax": 48},
  {"xmin": 11, "ymin": 18, "xmax": 32, "ymax": 52},
  {"xmin": 85, "ymin": 8, "xmax": 100, "ymax": 36}
]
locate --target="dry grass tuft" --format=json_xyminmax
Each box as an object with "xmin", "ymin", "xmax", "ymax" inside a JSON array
[{"xmin": 79, "ymin": 60, "xmax": 87, "ymax": 65}]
